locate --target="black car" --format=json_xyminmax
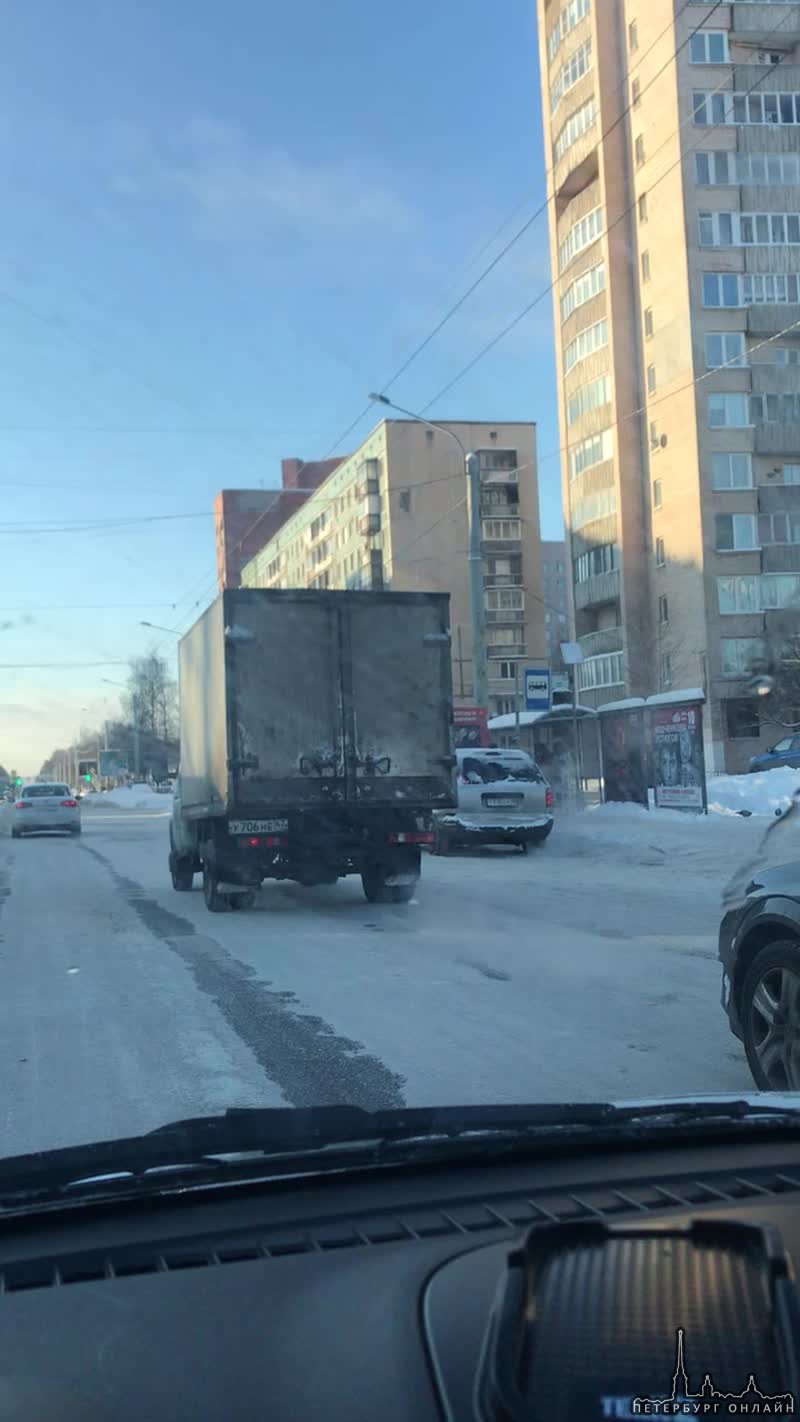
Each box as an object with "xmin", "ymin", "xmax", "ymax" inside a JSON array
[{"xmin": 720, "ymin": 861, "xmax": 800, "ymax": 1089}]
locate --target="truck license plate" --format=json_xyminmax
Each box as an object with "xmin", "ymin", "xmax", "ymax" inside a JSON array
[{"xmin": 229, "ymin": 819, "xmax": 289, "ymax": 835}]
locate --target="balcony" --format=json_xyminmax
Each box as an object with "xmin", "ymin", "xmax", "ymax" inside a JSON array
[
  {"xmin": 358, "ymin": 512, "xmax": 381, "ymax": 535},
  {"xmin": 731, "ymin": 5, "xmax": 800, "ymax": 46},
  {"xmin": 578, "ymin": 627, "xmax": 623, "ymax": 658},
  {"xmin": 747, "ymin": 305, "xmax": 800, "ymax": 338},
  {"xmin": 486, "ymin": 641, "xmax": 526, "ymax": 659},
  {"xmin": 573, "ymin": 568, "xmax": 620, "ymax": 612},
  {"xmin": 755, "ymin": 423, "xmax": 800, "ymax": 457},
  {"xmin": 485, "ymin": 609, "xmax": 525, "ymax": 625}
]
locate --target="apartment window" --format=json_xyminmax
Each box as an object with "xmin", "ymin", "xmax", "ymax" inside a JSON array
[
  {"xmin": 716, "ymin": 513, "xmax": 759, "ymax": 551},
  {"xmin": 558, "ymin": 205, "xmax": 603, "ymax": 272},
  {"xmin": 772, "ymin": 347, "xmax": 800, "ymax": 367},
  {"xmin": 658, "ymin": 594, "xmax": 669, "ymax": 624},
  {"xmin": 635, "ymin": 134, "xmax": 645, "ymax": 166},
  {"xmin": 660, "ymin": 653, "xmax": 673, "ymax": 689},
  {"xmin": 641, "ymin": 249, "xmax": 651, "ymax": 281},
  {"xmin": 700, "ymin": 210, "xmax": 800, "ymax": 247},
  {"xmin": 563, "ymin": 318, "xmax": 608, "ymax": 373},
  {"xmin": 693, "ymin": 88, "xmax": 800, "ymax": 127},
  {"xmin": 758, "ymin": 511, "xmax": 800, "ymax": 545},
  {"xmin": 708, "ymin": 393, "xmax": 750, "ymax": 428},
  {"xmin": 647, "ymin": 364, "xmax": 656, "ymax": 394},
  {"xmin": 689, "ymin": 31, "xmax": 729, "ymax": 64},
  {"xmin": 398, "ymin": 489, "xmax": 411, "ymax": 512},
  {"xmin": 566, "ymin": 373, "xmax": 611, "ymax": 426},
  {"xmin": 644, "ymin": 307, "xmax": 654, "ymax": 339},
  {"xmin": 632, "ymin": 77, "xmax": 641, "ymax": 108},
  {"xmin": 650, "ymin": 421, "xmax": 660, "ymax": 450},
  {"xmin": 493, "ymin": 661, "xmax": 517, "ymax": 681},
  {"xmin": 711, "ymin": 452, "xmax": 753, "ymax": 489},
  {"xmin": 628, "ymin": 19, "xmax": 638, "ymax": 51},
  {"xmin": 655, "ymin": 536, "xmax": 665, "ymax": 567},
  {"xmin": 569, "ymin": 486, "xmax": 617, "ymax": 530},
  {"xmin": 485, "ymin": 588, "xmax": 524, "ymax": 612},
  {"xmin": 717, "ymin": 575, "xmax": 760, "ymax": 613},
  {"xmin": 560, "ymin": 261, "xmax": 605, "ymax": 323},
  {"xmin": 702, "ymin": 272, "xmax": 740, "ymax": 308},
  {"xmin": 704, "ymin": 332, "xmax": 746, "ymax": 370},
  {"xmin": 573, "ymin": 543, "xmax": 619, "ymax": 584},
  {"xmin": 479, "ymin": 449, "xmax": 517, "ymax": 471},
  {"xmin": 550, "ymin": 38, "xmax": 593, "ymax": 114},
  {"xmin": 638, "ymin": 192, "xmax": 648, "ymax": 223},
  {"xmin": 783, "ymin": 465, "xmax": 800, "ymax": 484},
  {"xmin": 751, "ymin": 393, "xmax": 800, "ymax": 426},
  {"xmin": 569, "ymin": 427, "xmax": 614, "ymax": 478},
  {"xmin": 547, "ymin": 0, "xmax": 590, "ymax": 63},
  {"xmin": 577, "ymin": 652, "xmax": 624, "ymax": 691},
  {"xmin": 653, "ymin": 478, "xmax": 662, "ymax": 509},
  {"xmin": 743, "ymin": 273, "xmax": 800, "ymax": 305},
  {"xmin": 553, "ymin": 96, "xmax": 598, "ymax": 164},
  {"xmin": 721, "ymin": 639, "xmax": 767, "ymax": 679},
  {"xmin": 482, "ymin": 519, "xmax": 521, "ymax": 540},
  {"xmin": 726, "ymin": 699, "xmax": 760, "ymax": 740}
]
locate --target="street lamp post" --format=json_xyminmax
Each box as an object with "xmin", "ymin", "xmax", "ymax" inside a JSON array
[
  {"xmin": 368, "ymin": 393, "xmax": 488, "ymax": 712},
  {"xmin": 102, "ymin": 676, "xmax": 141, "ymax": 779}
]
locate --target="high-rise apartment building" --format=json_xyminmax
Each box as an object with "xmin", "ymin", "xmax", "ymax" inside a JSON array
[
  {"xmin": 214, "ymin": 458, "xmax": 344, "ymax": 590},
  {"xmin": 537, "ymin": 0, "xmax": 800, "ymax": 772},
  {"xmin": 240, "ymin": 418, "xmax": 546, "ymax": 718},
  {"xmin": 541, "ymin": 538, "xmax": 570, "ymax": 665}
]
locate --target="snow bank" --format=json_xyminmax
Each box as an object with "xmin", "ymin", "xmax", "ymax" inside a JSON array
[
  {"xmin": 91, "ymin": 785, "xmax": 173, "ymax": 811},
  {"xmin": 707, "ymin": 766, "xmax": 800, "ymax": 818}
]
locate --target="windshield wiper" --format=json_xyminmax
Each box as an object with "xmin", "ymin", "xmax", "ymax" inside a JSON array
[{"xmin": 1, "ymin": 1099, "xmax": 799, "ymax": 1212}]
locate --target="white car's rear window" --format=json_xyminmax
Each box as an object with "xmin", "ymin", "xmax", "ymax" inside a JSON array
[{"xmin": 21, "ymin": 785, "xmax": 70, "ymax": 798}]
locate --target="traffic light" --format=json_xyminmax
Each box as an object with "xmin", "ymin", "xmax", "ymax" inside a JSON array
[
  {"xmin": 83, "ymin": 774, "xmax": 91, "ymax": 783},
  {"xmin": 14, "ymin": 778, "xmax": 21, "ymax": 787}
]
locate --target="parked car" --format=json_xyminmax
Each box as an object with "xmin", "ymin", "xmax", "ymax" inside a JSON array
[
  {"xmin": 432, "ymin": 748, "xmax": 553, "ymax": 854},
  {"xmin": 11, "ymin": 783, "xmax": 81, "ymax": 838},
  {"xmin": 749, "ymin": 734, "xmax": 800, "ymax": 773},
  {"xmin": 719, "ymin": 860, "xmax": 800, "ymax": 1088}
]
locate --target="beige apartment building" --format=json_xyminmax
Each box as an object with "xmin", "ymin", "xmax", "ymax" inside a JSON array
[
  {"xmin": 240, "ymin": 418, "xmax": 547, "ymax": 719},
  {"xmin": 537, "ymin": 0, "xmax": 800, "ymax": 772}
]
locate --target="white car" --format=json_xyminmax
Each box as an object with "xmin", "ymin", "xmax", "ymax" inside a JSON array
[
  {"xmin": 11, "ymin": 783, "xmax": 81, "ymax": 838},
  {"xmin": 433, "ymin": 748, "xmax": 553, "ymax": 854}
]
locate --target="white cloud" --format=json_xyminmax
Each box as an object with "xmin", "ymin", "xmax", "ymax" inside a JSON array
[{"xmin": 111, "ymin": 116, "xmax": 414, "ymax": 244}]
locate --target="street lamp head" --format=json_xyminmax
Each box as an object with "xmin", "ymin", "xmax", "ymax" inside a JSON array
[{"xmin": 368, "ymin": 392, "xmax": 391, "ymax": 406}]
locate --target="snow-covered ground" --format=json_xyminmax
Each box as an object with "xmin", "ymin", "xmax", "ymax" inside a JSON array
[
  {"xmin": 707, "ymin": 765, "xmax": 800, "ymax": 818},
  {"xmin": 90, "ymin": 784, "xmax": 173, "ymax": 811}
]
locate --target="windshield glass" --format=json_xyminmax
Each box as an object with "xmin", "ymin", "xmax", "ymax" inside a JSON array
[{"xmin": 3, "ymin": 0, "xmax": 800, "ymax": 1174}]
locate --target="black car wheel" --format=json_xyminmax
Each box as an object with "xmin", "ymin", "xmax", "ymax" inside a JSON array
[
  {"xmin": 741, "ymin": 940, "xmax": 800, "ymax": 1089},
  {"xmin": 202, "ymin": 864, "xmax": 228, "ymax": 913}
]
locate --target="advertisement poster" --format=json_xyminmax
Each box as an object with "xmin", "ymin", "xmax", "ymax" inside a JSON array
[
  {"xmin": 600, "ymin": 710, "xmax": 648, "ymax": 807},
  {"xmin": 452, "ymin": 707, "xmax": 489, "ymax": 749},
  {"xmin": 653, "ymin": 705, "xmax": 706, "ymax": 811}
]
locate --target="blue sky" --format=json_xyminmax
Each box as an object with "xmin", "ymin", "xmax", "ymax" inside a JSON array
[{"xmin": 1, "ymin": 0, "xmax": 560, "ymax": 770}]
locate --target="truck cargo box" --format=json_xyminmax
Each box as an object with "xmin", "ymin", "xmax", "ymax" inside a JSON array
[{"xmin": 177, "ymin": 588, "xmax": 455, "ymax": 818}]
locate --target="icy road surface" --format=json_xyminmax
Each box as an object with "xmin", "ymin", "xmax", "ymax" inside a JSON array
[{"xmin": 0, "ymin": 798, "xmax": 759, "ymax": 1156}]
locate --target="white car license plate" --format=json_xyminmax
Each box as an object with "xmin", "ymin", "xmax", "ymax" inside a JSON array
[
  {"xmin": 485, "ymin": 796, "xmax": 517, "ymax": 808},
  {"xmin": 229, "ymin": 819, "xmax": 288, "ymax": 835}
]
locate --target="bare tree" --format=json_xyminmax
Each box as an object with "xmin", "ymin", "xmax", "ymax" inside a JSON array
[
  {"xmin": 124, "ymin": 649, "xmax": 177, "ymax": 741},
  {"xmin": 752, "ymin": 634, "xmax": 800, "ymax": 731}
]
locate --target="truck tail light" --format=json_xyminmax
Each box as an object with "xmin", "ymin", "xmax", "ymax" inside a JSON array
[
  {"xmin": 239, "ymin": 835, "xmax": 286, "ymax": 849},
  {"xmin": 545, "ymin": 788, "xmax": 553, "ymax": 810},
  {"xmin": 14, "ymin": 801, "xmax": 31, "ymax": 810},
  {"xmin": 387, "ymin": 831, "xmax": 434, "ymax": 845}
]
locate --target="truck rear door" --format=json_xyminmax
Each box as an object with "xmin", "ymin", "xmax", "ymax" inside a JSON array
[
  {"xmin": 226, "ymin": 595, "xmax": 345, "ymax": 807},
  {"xmin": 344, "ymin": 595, "xmax": 454, "ymax": 806}
]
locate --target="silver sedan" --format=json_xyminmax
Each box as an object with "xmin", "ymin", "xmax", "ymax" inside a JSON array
[{"xmin": 11, "ymin": 784, "xmax": 81, "ymax": 838}]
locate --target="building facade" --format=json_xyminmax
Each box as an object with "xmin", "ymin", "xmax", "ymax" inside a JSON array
[
  {"xmin": 214, "ymin": 458, "xmax": 343, "ymax": 590},
  {"xmin": 537, "ymin": 0, "xmax": 800, "ymax": 772},
  {"xmin": 240, "ymin": 418, "xmax": 546, "ymax": 719},
  {"xmin": 541, "ymin": 538, "xmax": 570, "ymax": 666}
]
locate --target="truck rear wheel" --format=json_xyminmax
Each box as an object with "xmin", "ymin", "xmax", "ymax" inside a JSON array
[
  {"xmin": 203, "ymin": 864, "xmax": 228, "ymax": 912},
  {"xmin": 169, "ymin": 851, "xmax": 194, "ymax": 892},
  {"xmin": 361, "ymin": 862, "xmax": 418, "ymax": 905},
  {"xmin": 229, "ymin": 890, "xmax": 256, "ymax": 911}
]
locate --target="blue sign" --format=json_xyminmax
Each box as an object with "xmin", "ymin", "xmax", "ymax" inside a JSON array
[{"xmin": 525, "ymin": 668, "xmax": 551, "ymax": 712}]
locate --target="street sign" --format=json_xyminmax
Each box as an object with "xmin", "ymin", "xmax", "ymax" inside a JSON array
[
  {"xmin": 524, "ymin": 668, "xmax": 551, "ymax": 712},
  {"xmin": 99, "ymin": 750, "xmax": 127, "ymax": 777}
]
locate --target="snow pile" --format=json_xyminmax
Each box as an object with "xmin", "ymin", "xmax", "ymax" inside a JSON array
[
  {"xmin": 707, "ymin": 766, "xmax": 800, "ymax": 818},
  {"xmin": 90, "ymin": 785, "xmax": 173, "ymax": 811}
]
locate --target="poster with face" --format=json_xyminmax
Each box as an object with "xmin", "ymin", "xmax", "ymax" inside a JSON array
[{"xmin": 653, "ymin": 705, "xmax": 705, "ymax": 810}]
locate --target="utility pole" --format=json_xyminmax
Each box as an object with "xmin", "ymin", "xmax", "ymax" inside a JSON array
[
  {"xmin": 466, "ymin": 451, "xmax": 487, "ymax": 714},
  {"xmin": 455, "ymin": 626, "xmax": 466, "ymax": 698}
]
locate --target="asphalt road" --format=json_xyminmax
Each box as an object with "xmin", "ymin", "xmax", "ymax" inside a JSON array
[{"xmin": 0, "ymin": 799, "xmax": 754, "ymax": 1157}]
